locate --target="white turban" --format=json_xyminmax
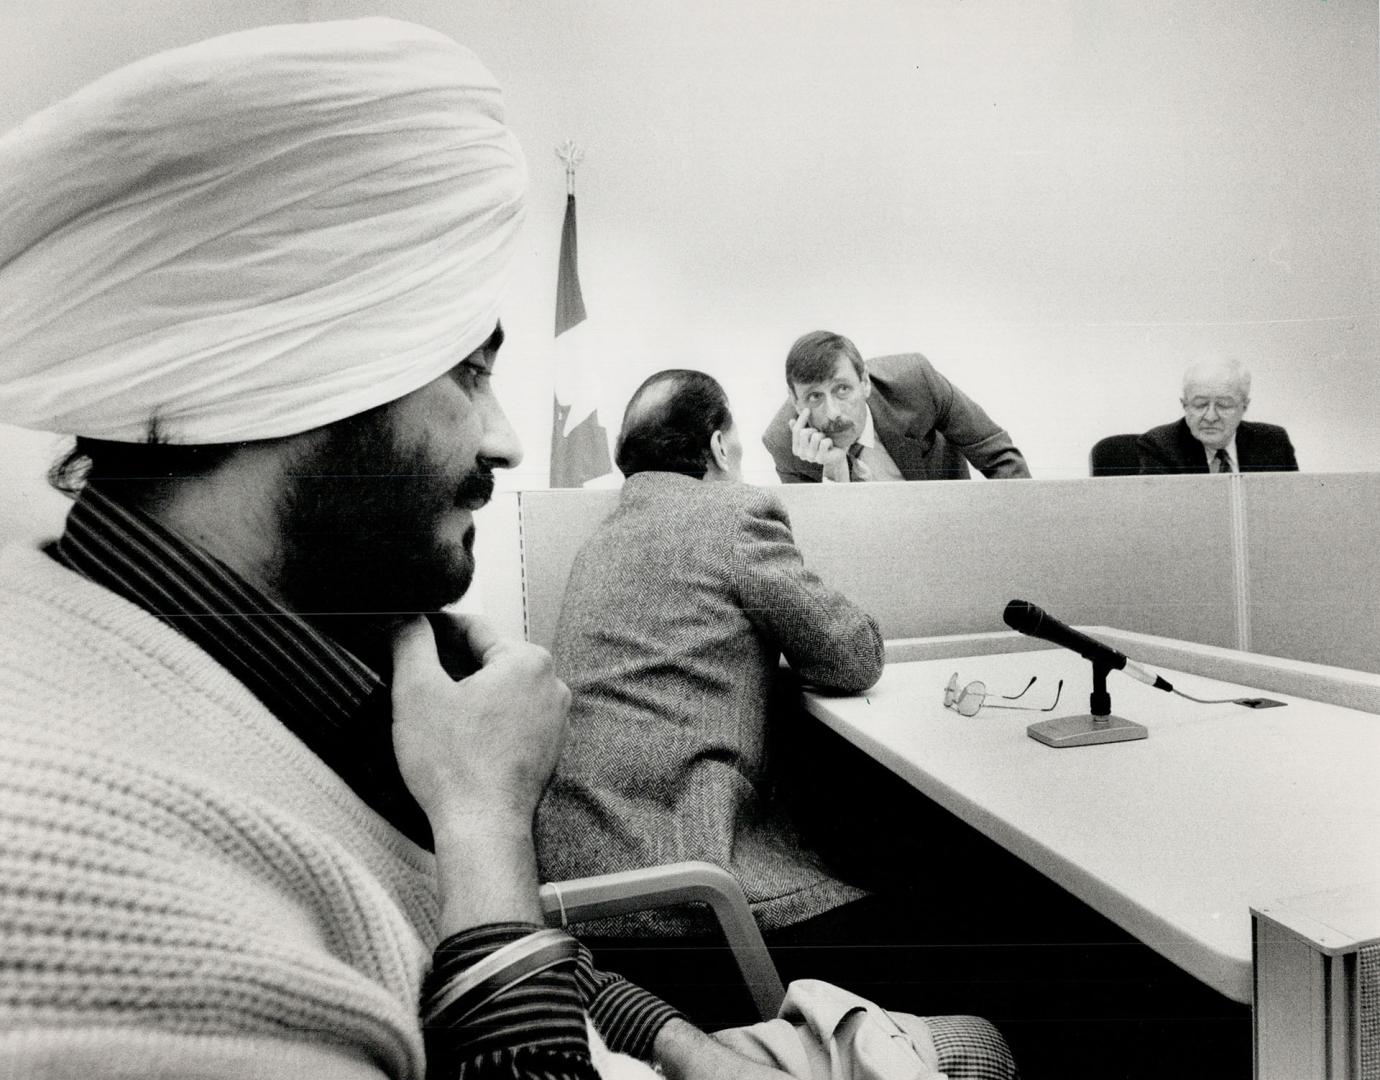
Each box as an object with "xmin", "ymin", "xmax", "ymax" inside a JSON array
[{"xmin": 0, "ymin": 18, "xmax": 526, "ymax": 443}]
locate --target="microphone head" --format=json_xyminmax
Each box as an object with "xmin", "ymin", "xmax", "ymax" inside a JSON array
[{"xmin": 1003, "ymin": 598, "xmax": 1042, "ymax": 633}]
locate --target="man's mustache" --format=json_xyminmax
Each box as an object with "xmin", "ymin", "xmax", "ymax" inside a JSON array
[{"xmin": 457, "ymin": 466, "xmax": 495, "ymax": 507}]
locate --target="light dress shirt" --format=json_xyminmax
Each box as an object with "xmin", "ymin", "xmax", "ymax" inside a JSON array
[{"xmin": 1205, "ymin": 438, "xmax": 1239, "ymax": 472}]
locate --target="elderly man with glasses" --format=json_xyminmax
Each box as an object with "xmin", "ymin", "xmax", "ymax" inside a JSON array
[{"xmin": 1137, "ymin": 356, "xmax": 1299, "ymax": 474}]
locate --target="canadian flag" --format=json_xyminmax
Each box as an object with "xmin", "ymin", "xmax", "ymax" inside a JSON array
[{"xmin": 549, "ymin": 193, "xmax": 612, "ymax": 488}]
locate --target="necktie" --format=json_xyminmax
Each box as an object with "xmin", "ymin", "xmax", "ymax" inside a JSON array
[
  {"xmin": 847, "ymin": 442, "xmax": 871, "ymax": 482},
  {"xmin": 1214, "ymin": 448, "xmax": 1233, "ymax": 474}
]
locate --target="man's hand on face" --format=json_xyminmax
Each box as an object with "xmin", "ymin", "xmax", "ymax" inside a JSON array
[
  {"xmin": 790, "ymin": 408, "xmax": 850, "ymax": 483},
  {"xmin": 391, "ymin": 614, "xmax": 570, "ymax": 835}
]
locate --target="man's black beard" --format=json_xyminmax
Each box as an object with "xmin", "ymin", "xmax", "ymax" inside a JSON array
[{"xmin": 272, "ymin": 406, "xmax": 494, "ymax": 671}]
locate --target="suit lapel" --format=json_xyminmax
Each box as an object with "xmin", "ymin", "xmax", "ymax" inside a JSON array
[
  {"xmin": 867, "ymin": 386, "xmax": 929, "ymax": 478},
  {"xmin": 1234, "ymin": 422, "xmax": 1255, "ymax": 470},
  {"xmin": 1174, "ymin": 420, "xmax": 1210, "ymax": 473}
]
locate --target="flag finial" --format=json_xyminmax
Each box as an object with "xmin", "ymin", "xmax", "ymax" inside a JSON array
[{"xmin": 556, "ymin": 140, "xmax": 585, "ymax": 196}]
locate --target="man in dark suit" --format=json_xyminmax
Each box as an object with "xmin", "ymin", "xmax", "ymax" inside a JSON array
[
  {"xmin": 1137, "ymin": 356, "xmax": 1298, "ymax": 474},
  {"xmin": 760, "ymin": 330, "xmax": 1030, "ymax": 483}
]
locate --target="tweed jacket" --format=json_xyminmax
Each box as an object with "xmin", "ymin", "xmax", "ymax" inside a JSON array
[
  {"xmin": 1136, "ymin": 418, "xmax": 1299, "ymax": 474},
  {"xmin": 536, "ymin": 473, "xmax": 885, "ymax": 935},
  {"xmin": 761, "ymin": 352, "xmax": 1031, "ymax": 483}
]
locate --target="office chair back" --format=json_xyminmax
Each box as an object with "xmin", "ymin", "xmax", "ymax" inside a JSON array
[{"xmin": 1089, "ymin": 434, "xmax": 1143, "ymax": 476}]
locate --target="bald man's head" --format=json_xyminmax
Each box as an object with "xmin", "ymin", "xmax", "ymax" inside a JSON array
[{"xmin": 615, "ymin": 369, "xmax": 736, "ymax": 480}]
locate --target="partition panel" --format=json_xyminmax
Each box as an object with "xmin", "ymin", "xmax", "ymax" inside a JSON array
[
  {"xmin": 519, "ymin": 477, "xmax": 1238, "ymax": 652},
  {"xmin": 769, "ymin": 476, "xmax": 1238, "ymax": 647},
  {"xmin": 470, "ymin": 493, "xmax": 526, "ymax": 640},
  {"xmin": 1243, "ymin": 472, "xmax": 1380, "ymax": 674},
  {"xmin": 519, "ymin": 489, "xmax": 621, "ymax": 649}
]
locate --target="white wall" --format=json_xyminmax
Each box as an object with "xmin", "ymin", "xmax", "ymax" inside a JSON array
[{"xmin": 2, "ymin": 1, "xmax": 1377, "ymax": 546}]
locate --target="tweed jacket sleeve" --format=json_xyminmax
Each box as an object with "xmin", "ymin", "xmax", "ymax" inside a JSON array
[{"xmin": 731, "ymin": 490, "xmax": 885, "ymax": 692}]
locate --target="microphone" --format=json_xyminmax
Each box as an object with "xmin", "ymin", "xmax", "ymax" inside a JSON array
[{"xmin": 1002, "ymin": 599, "xmax": 1171, "ymax": 692}]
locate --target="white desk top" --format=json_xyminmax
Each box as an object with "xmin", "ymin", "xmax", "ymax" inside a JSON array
[{"xmin": 801, "ymin": 630, "xmax": 1380, "ymax": 1004}]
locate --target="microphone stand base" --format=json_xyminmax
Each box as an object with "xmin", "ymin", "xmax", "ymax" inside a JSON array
[{"xmin": 1027, "ymin": 713, "xmax": 1148, "ymax": 748}]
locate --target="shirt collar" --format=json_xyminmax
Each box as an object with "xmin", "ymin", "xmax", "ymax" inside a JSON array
[
  {"xmin": 1202, "ymin": 435, "xmax": 1239, "ymax": 470},
  {"xmin": 856, "ymin": 406, "xmax": 878, "ymax": 450},
  {"xmin": 52, "ymin": 485, "xmax": 431, "ymax": 847}
]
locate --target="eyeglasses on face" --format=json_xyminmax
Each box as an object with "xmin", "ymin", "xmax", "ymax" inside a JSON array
[
  {"xmin": 1183, "ymin": 397, "xmax": 1244, "ymax": 415},
  {"xmin": 943, "ymin": 673, "xmax": 1063, "ymax": 717}
]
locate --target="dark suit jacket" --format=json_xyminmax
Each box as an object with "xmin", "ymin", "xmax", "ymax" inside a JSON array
[
  {"xmin": 761, "ymin": 352, "xmax": 1030, "ymax": 483},
  {"xmin": 536, "ymin": 472, "xmax": 883, "ymax": 936},
  {"xmin": 1136, "ymin": 419, "xmax": 1298, "ymax": 475}
]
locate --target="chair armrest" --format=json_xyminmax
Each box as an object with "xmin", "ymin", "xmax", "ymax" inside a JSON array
[{"xmin": 540, "ymin": 860, "xmax": 786, "ymax": 1020}]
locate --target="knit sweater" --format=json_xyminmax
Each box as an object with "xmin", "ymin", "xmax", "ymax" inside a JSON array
[{"xmin": 0, "ymin": 544, "xmax": 438, "ymax": 1078}]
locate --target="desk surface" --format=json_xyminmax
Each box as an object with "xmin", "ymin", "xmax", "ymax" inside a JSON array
[{"xmin": 801, "ymin": 630, "xmax": 1380, "ymax": 1004}]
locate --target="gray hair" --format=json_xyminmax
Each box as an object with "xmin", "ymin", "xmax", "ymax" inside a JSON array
[{"xmin": 1181, "ymin": 356, "xmax": 1251, "ymax": 403}]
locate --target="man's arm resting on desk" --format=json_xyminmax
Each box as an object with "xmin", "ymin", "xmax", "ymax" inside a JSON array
[
  {"xmin": 925, "ymin": 364, "xmax": 1030, "ymax": 479},
  {"xmin": 732, "ymin": 491, "xmax": 885, "ymax": 693}
]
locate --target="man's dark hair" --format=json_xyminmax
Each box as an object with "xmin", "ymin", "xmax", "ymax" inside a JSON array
[
  {"xmin": 615, "ymin": 369, "xmax": 732, "ymax": 480},
  {"xmin": 49, "ymin": 428, "xmax": 240, "ymax": 511},
  {"xmin": 785, "ymin": 330, "xmax": 865, "ymax": 392}
]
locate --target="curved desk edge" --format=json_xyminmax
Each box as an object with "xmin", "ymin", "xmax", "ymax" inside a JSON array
[
  {"xmin": 806, "ymin": 695, "xmax": 1252, "ymax": 1003},
  {"xmin": 808, "ymin": 630, "xmax": 1380, "ymax": 1005}
]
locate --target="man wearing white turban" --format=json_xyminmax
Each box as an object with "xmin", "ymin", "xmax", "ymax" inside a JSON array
[
  {"xmin": 0, "ymin": 19, "xmax": 809, "ymax": 1080},
  {"xmin": 0, "ymin": 20, "xmax": 1019, "ymax": 1080}
]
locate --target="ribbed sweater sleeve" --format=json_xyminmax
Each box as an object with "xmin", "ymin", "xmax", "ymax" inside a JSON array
[{"xmin": 733, "ymin": 490, "xmax": 885, "ymax": 692}]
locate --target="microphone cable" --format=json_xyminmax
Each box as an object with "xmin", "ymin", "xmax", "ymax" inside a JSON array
[
  {"xmin": 1167, "ymin": 686, "xmax": 1243, "ymax": 704},
  {"xmin": 1163, "ymin": 679, "xmax": 1282, "ymax": 708}
]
